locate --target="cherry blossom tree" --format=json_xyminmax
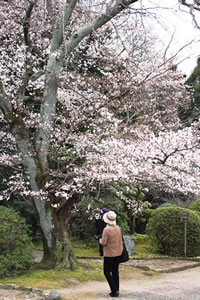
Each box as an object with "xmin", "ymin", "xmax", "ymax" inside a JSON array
[
  {"xmin": 0, "ymin": 0, "xmax": 152, "ymax": 269},
  {"xmin": 83, "ymin": 124, "xmax": 200, "ymax": 193},
  {"xmin": 0, "ymin": 0, "xmax": 196, "ymax": 269}
]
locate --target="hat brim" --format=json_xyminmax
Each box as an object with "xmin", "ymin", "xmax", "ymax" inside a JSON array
[{"xmin": 103, "ymin": 212, "xmax": 116, "ymax": 225}]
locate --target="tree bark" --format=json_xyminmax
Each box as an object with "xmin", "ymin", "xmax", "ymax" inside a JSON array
[{"xmin": 39, "ymin": 212, "xmax": 77, "ymax": 270}]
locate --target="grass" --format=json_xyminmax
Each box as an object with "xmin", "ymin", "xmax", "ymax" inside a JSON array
[
  {"xmin": 133, "ymin": 234, "xmax": 158, "ymax": 257},
  {"xmin": 72, "ymin": 234, "xmax": 158, "ymax": 258},
  {"xmin": 0, "ymin": 261, "xmax": 104, "ymax": 289},
  {"xmin": 0, "ymin": 234, "xmax": 159, "ymax": 288},
  {"xmin": 33, "ymin": 237, "xmax": 100, "ymax": 257},
  {"xmin": 34, "ymin": 234, "xmax": 158, "ymax": 258},
  {"xmin": 72, "ymin": 238, "xmax": 99, "ymax": 257}
]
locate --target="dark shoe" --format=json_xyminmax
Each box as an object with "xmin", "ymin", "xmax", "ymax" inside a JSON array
[{"xmin": 109, "ymin": 291, "xmax": 119, "ymax": 297}]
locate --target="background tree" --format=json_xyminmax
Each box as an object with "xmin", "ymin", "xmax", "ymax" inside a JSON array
[{"xmin": 180, "ymin": 57, "xmax": 200, "ymax": 124}]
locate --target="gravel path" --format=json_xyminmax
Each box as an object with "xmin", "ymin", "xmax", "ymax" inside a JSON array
[
  {"xmin": 1, "ymin": 258, "xmax": 200, "ymax": 300},
  {"xmin": 52, "ymin": 264, "xmax": 200, "ymax": 300}
]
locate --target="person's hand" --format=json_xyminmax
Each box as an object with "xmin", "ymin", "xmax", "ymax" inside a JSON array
[{"xmin": 95, "ymin": 234, "xmax": 102, "ymax": 241}]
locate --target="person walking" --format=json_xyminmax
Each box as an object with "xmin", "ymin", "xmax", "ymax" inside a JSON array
[
  {"xmin": 99, "ymin": 211, "xmax": 123, "ymax": 298},
  {"xmin": 95, "ymin": 208, "xmax": 108, "ymax": 256}
]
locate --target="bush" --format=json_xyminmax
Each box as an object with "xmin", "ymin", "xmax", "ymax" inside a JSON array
[
  {"xmin": 135, "ymin": 209, "xmax": 154, "ymax": 234},
  {"xmin": 0, "ymin": 197, "xmax": 39, "ymax": 238},
  {"xmin": 146, "ymin": 207, "xmax": 200, "ymax": 257},
  {"xmin": 0, "ymin": 206, "xmax": 34, "ymax": 277},
  {"xmin": 188, "ymin": 199, "xmax": 200, "ymax": 213}
]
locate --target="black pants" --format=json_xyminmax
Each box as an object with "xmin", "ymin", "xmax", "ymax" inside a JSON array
[{"xmin": 104, "ymin": 256, "xmax": 120, "ymax": 294}]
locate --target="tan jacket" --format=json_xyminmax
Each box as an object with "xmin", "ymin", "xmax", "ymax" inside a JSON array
[{"xmin": 100, "ymin": 225, "xmax": 123, "ymax": 257}]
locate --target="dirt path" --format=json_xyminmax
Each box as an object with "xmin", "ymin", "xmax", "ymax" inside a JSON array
[
  {"xmin": 50, "ymin": 267, "xmax": 200, "ymax": 300},
  {"xmin": 44, "ymin": 262, "xmax": 200, "ymax": 300},
  {"xmin": 1, "ymin": 259, "xmax": 200, "ymax": 300}
]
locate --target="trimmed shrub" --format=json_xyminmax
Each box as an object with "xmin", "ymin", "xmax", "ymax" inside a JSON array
[
  {"xmin": 188, "ymin": 199, "xmax": 200, "ymax": 214},
  {"xmin": 0, "ymin": 206, "xmax": 34, "ymax": 277},
  {"xmin": 135, "ymin": 209, "xmax": 154, "ymax": 234},
  {"xmin": 146, "ymin": 207, "xmax": 200, "ymax": 257}
]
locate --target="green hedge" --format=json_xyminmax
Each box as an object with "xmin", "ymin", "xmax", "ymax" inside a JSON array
[
  {"xmin": 0, "ymin": 206, "xmax": 34, "ymax": 277},
  {"xmin": 188, "ymin": 199, "xmax": 200, "ymax": 213},
  {"xmin": 146, "ymin": 207, "xmax": 200, "ymax": 257}
]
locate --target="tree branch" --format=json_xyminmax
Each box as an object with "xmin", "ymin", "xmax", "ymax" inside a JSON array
[
  {"xmin": 51, "ymin": 0, "xmax": 79, "ymax": 52},
  {"xmin": 180, "ymin": 0, "xmax": 200, "ymax": 28},
  {"xmin": 35, "ymin": 0, "xmax": 139, "ymax": 172},
  {"xmin": 23, "ymin": 0, "xmax": 36, "ymax": 47},
  {"xmin": 180, "ymin": 0, "xmax": 200, "ymax": 11},
  {"xmin": 64, "ymin": 0, "xmax": 139, "ymax": 55}
]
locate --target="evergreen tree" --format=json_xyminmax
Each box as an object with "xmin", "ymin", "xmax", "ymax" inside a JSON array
[{"xmin": 181, "ymin": 57, "xmax": 200, "ymax": 124}]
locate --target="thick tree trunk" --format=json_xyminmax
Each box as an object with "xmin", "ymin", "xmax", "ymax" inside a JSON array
[
  {"xmin": 40, "ymin": 224, "xmax": 77, "ymax": 270},
  {"xmin": 35, "ymin": 201, "xmax": 77, "ymax": 270}
]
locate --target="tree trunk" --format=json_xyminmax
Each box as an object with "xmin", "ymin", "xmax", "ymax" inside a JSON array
[
  {"xmin": 40, "ymin": 225, "xmax": 77, "ymax": 270},
  {"xmin": 35, "ymin": 201, "xmax": 77, "ymax": 270}
]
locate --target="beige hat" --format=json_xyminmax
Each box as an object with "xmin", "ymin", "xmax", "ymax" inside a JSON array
[{"xmin": 103, "ymin": 211, "xmax": 117, "ymax": 225}]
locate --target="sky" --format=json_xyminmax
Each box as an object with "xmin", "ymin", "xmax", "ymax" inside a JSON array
[{"xmin": 138, "ymin": 0, "xmax": 200, "ymax": 76}]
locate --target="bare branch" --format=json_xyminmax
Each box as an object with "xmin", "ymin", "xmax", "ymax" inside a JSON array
[
  {"xmin": 180, "ymin": 0, "xmax": 200, "ymax": 12},
  {"xmin": 51, "ymin": 0, "xmax": 79, "ymax": 52},
  {"xmin": 23, "ymin": 0, "xmax": 36, "ymax": 46},
  {"xmin": 180, "ymin": 0, "xmax": 200, "ymax": 28}
]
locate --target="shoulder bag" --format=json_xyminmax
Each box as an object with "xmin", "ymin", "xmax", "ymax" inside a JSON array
[{"xmin": 119, "ymin": 234, "xmax": 129, "ymax": 263}]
